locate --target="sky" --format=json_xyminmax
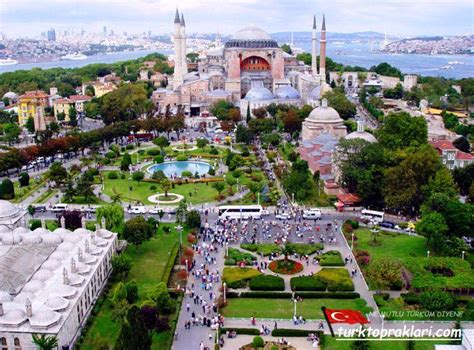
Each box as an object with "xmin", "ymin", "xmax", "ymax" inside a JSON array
[{"xmin": 0, "ymin": 0, "xmax": 473, "ymax": 38}]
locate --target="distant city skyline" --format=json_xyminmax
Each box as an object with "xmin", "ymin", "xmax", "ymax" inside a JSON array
[{"xmin": 1, "ymin": 0, "xmax": 473, "ymax": 38}]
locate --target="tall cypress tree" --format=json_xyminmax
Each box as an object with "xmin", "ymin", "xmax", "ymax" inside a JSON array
[
  {"xmin": 246, "ymin": 104, "xmax": 251, "ymax": 124},
  {"xmin": 116, "ymin": 306, "xmax": 151, "ymax": 350}
]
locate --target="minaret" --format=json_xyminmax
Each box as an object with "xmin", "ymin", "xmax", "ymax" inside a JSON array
[
  {"xmin": 181, "ymin": 14, "xmax": 188, "ymax": 74},
  {"xmin": 319, "ymin": 14, "xmax": 327, "ymax": 83},
  {"xmin": 173, "ymin": 9, "xmax": 184, "ymax": 90},
  {"xmin": 311, "ymin": 15, "xmax": 318, "ymax": 77}
]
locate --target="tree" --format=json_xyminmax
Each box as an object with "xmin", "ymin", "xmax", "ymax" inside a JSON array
[
  {"xmin": 370, "ymin": 62, "xmax": 402, "ymax": 79},
  {"xmin": 0, "ymin": 178, "xmax": 14, "ymax": 200},
  {"xmin": 153, "ymin": 135, "xmax": 170, "ymax": 149},
  {"xmin": 185, "ymin": 210, "xmax": 201, "ymax": 229},
  {"xmin": 101, "ymin": 83, "xmax": 150, "ymax": 124},
  {"xmin": 235, "ymin": 124, "xmax": 252, "ymax": 144},
  {"xmin": 376, "ymin": 112, "xmax": 427, "ymax": 150},
  {"xmin": 252, "ymin": 107, "xmax": 267, "ymax": 119},
  {"xmin": 48, "ymin": 162, "xmax": 68, "ymax": 187},
  {"xmin": 323, "ymin": 90, "xmax": 356, "ymax": 120},
  {"xmin": 283, "ymin": 159, "xmax": 314, "ymax": 201},
  {"xmin": 383, "ymin": 83, "xmax": 404, "ymax": 99},
  {"xmin": 416, "ymin": 211, "xmax": 448, "ymax": 253},
  {"xmin": 96, "ymin": 204, "xmax": 124, "ymax": 232},
  {"xmin": 125, "ymin": 280, "xmax": 139, "ymax": 304},
  {"xmin": 281, "ymin": 243, "xmax": 295, "ymax": 262},
  {"xmin": 61, "ymin": 210, "xmax": 83, "ymax": 230},
  {"xmin": 196, "ymin": 138, "xmax": 209, "ymax": 149},
  {"xmin": 148, "ymin": 282, "xmax": 175, "ymax": 314},
  {"xmin": 76, "ymin": 175, "xmax": 95, "ymax": 204},
  {"xmin": 26, "ymin": 116, "xmax": 35, "ymax": 133},
  {"xmin": 366, "ymin": 258, "xmax": 402, "ymax": 290},
  {"xmin": 246, "ymin": 104, "xmax": 251, "ymax": 124},
  {"xmin": 210, "ymin": 100, "xmax": 235, "ymax": 120},
  {"xmin": 69, "ymin": 105, "xmax": 78, "ymax": 127},
  {"xmin": 132, "ymin": 171, "xmax": 145, "ymax": 186},
  {"xmin": 124, "ymin": 216, "xmax": 153, "ymax": 248},
  {"xmin": 3, "ymin": 123, "xmax": 21, "ymax": 144},
  {"xmin": 419, "ymin": 290, "xmax": 455, "ymax": 312},
  {"xmin": 116, "ymin": 306, "xmax": 152, "ymax": 350},
  {"xmin": 47, "ymin": 121, "xmax": 60, "ymax": 135},
  {"xmin": 18, "ymin": 172, "xmax": 30, "ymax": 187},
  {"xmin": 159, "ymin": 178, "xmax": 172, "ymax": 197},
  {"xmin": 186, "ymin": 52, "xmax": 199, "ymax": 63},
  {"xmin": 453, "ymin": 136, "xmax": 471, "ymax": 153},
  {"xmin": 212, "ymin": 181, "xmax": 226, "ymax": 197},
  {"xmin": 112, "ymin": 254, "xmax": 132, "ymax": 279},
  {"xmin": 56, "ymin": 112, "xmax": 66, "ymax": 121},
  {"xmin": 121, "ymin": 153, "xmax": 132, "ymax": 171},
  {"xmin": 31, "ymin": 334, "xmax": 58, "ymax": 350},
  {"xmin": 281, "ymin": 43, "xmax": 293, "ymax": 54},
  {"xmin": 175, "ymin": 200, "xmax": 188, "ymax": 224}
]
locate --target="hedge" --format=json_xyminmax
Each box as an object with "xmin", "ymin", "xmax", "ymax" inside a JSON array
[
  {"xmin": 220, "ymin": 328, "xmax": 260, "ymax": 336},
  {"xmin": 223, "ymin": 267, "xmax": 261, "ymax": 289},
  {"xmin": 240, "ymin": 243, "xmax": 282, "ymax": 256},
  {"xmin": 249, "ymin": 275, "xmax": 285, "ymax": 291},
  {"xmin": 272, "ymin": 329, "xmax": 323, "ymax": 337},
  {"xmin": 227, "ymin": 248, "xmax": 257, "ymax": 266},
  {"xmin": 291, "ymin": 276, "xmax": 326, "ymax": 291},
  {"xmin": 318, "ymin": 250, "xmax": 345, "ymax": 266},
  {"xmin": 287, "ymin": 243, "xmax": 324, "ymax": 256},
  {"xmin": 316, "ymin": 268, "xmax": 355, "ymax": 292},
  {"xmin": 296, "ymin": 292, "xmax": 360, "ymax": 299},
  {"xmin": 162, "ymin": 243, "xmax": 179, "ymax": 284},
  {"xmin": 226, "ymin": 291, "xmax": 360, "ymax": 299}
]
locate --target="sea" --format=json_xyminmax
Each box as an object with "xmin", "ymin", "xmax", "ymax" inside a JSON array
[{"xmin": 0, "ymin": 41, "xmax": 473, "ymax": 79}]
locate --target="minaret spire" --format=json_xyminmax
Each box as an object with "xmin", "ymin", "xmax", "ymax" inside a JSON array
[
  {"xmin": 319, "ymin": 14, "xmax": 327, "ymax": 83},
  {"xmin": 311, "ymin": 14, "xmax": 318, "ymax": 77},
  {"xmin": 180, "ymin": 12, "xmax": 188, "ymax": 74},
  {"xmin": 173, "ymin": 9, "xmax": 184, "ymax": 89},
  {"xmin": 174, "ymin": 8, "xmax": 180, "ymax": 24}
]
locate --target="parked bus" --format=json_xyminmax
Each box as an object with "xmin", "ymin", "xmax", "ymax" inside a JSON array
[
  {"xmin": 218, "ymin": 205, "xmax": 263, "ymax": 220},
  {"xmin": 360, "ymin": 209, "xmax": 384, "ymax": 223}
]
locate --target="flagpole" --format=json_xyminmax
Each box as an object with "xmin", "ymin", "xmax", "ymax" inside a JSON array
[{"xmin": 321, "ymin": 306, "xmax": 335, "ymax": 337}]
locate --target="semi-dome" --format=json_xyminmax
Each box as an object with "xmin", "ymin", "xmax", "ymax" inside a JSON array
[
  {"xmin": 44, "ymin": 296, "xmax": 69, "ymax": 311},
  {"xmin": 309, "ymin": 86, "xmax": 322, "ymax": 100},
  {"xmin": 3, "ymin": 91, "xmax": 18, "ymax": 100},
  {"xmin": 33, "ymin": 269, "xmax": 54, "ymax": 282},
  {"xmin": 22, "ymin": 280, "xmax": 45, "ymax": 294},
  {"xmin": 244, "ymin": 87, "xmax": 274, "ymax": 101},
  {"xmin": 0, "ymin": 309, "xmax": 27, "ymax": 326},
  {"xmin": 275, "ymin": 86, "xmax": 301, "ymax": 100},
  {"xmin": 29, "ymin": 308, "xmax": 61, "ymax": 328},
  {"xmin": 307, "ymin": 98, "xmax": 343, "ymax": 122},
  {"xmin": 0, "ymin": 200, "xmax": 20, "ymax": 220},
  {"xmin": 225, "ymin": 26, "xmax": 278, "ymax": 48}
]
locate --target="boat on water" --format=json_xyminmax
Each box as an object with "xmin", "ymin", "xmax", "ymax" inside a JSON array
[
  {"xmin": 0, "ymin": 58, "xmax": 18, "ymax": 66},
  {"xmin": 448, "ymin": 61, "xmax": 463, "ymax": 65},
  {"xmin": 440, "ymin": 65, "xmax": 454, "ymax": 70},
  {"xmin": 61, "ymin": 53, "xmax": 88, "ymax": 61}
]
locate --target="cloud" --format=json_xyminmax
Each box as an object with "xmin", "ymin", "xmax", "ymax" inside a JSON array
[{"xmin": 0, "ymin": 0, "xmax": 472, "ymax": 37}]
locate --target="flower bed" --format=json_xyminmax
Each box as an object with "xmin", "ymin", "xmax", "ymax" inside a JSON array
[
  {"xmin": 225, "ymin": 248, "xmax": 257, "ymax": 266},
  {"xmin": 223, "ymin": 267, "xmax": 261, "ymax": 289},
  {"xmin": 268, "ymin": 259, "xmax": 303, "ymax": 275}
]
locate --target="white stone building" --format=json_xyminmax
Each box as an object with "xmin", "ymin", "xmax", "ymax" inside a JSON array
[{"xmin": 0, "ymin": 201, "xmax": 117, "ymax": 350}]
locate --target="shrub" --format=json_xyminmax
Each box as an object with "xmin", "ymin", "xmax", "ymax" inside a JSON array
[
  {"xmin": 181, "ymin": 170, "xmax": 193, "ymax": 178},
  {"xmin": 154, "ymin": 155, "xmax": 164, "ymax": 163},
  {"xmin": 150, "ymin": 185, "xmax": 157, "ymax": 191},
  {"xmin": 120, "ymin": 173, "xmax": 126, "ymax": 179},
  {"xmin": 19, "ymin": 172, "xmax": 30, "ymax": 187},
  {"xmin": 225, "ymin": 259, "xmax": 236, "ymax": 266},
  {"xmin": 345, "ymin": 219, "xmax": 359, "ymax": 229},
  {"xmin": 220, "ymin": 328, "xmax": 259, "ymax": 336},
  {"xmin": 227, "ymin": 248, "xmax": 256, "ymax": 265},
  {"xmin": 272, "ymin": 329, "xmax": 323, "ymax": 337},
  {"xmin": 268, "ymin": 259, "xmax": 303, "ymax": 274},
  {"xmin": 419, "ymin": 290, "xmax": 455, "ymax": 312},
  {"xmin": 147, "ymin": 149, "xmax": 161, "ymax": 156},
  {"xmin": 354, "ymin": 250, "xmax": 371, "ymax": 266},
  {"xmin": 342, "ymin": 222, "xmax": 353, "ymax": 234},
  {"xmin": 316, "ymin": 268, "xmax": 355, "ymax": 292},
  {"xmin": 30, "ymin": 219, "xmax": 41, "ymax": 230},
  {"xmin": 240, "ymin": 243, "xmax": 281, "ymax": 256},
  {"xmin": 176, "ymin": 154, "xmax": 188, "ymax": 161},
  {"xmin": 0, "ymin": 179, "xmax": 14, "ymax": 199},
  {"xmin": 223, "ymin": 267, "xmax": 261, "ymax": 289},
  {"xmin": 105, "ymin": 151, "xmax": 116, "ymax": 159},
  {"xmin": 208, "ymin": 167, "xmax": 216, "ymax": 176},
  {"xmin": 253, "ymin": 336, "xmax": 265, "ymax": 348},
  {"xmin": 249, "ymin": 275, "xmax": 285, "ymax": 291},
  {"xmin": 287, "ymin": 243, "xmax": 323, "ymax": 256},
  {"xmin": 402, "ymin": 292, "xmax": 420, "ymax": 305},
  {"xmin": 318, "ymin": 250, "xmax": 345, "ymax": 266},
  {"xmin": 108, "ymin": 171, "xmax": 118, "ymax": 179},
  {"xmin": 291, "ymin": 276, "xmax": 326, "ymax": 291},
  {"xmin": 126, "ymin": 144, "xmax": 134, "ymax": 150},
  {"xmin": 209, "ymin": 147, "xmax": 219, "ymax": 155}
]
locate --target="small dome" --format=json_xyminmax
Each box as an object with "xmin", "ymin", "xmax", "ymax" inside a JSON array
[
  {"xmin": 1, "ymin": 232, "xmax": 22, "ymax": 244},
  {"xmin": 244, "ymin": 87, "xmax": 274, "ymax": 101},
  {"xmin": 73, "ymin": 228, "xmax": 90, "ymax": 235},
  {"xmin": 49, "ymin": 251, "xmax": 67, "ymax": 260},
  {"xmin": 309, "ymin": 86, "xmax": 322, "ymax": 100},
  {"xmin": 345, "ymin": 131, "xmax": 377, "ymax": 143},
  {"xmin": 32, "ymin": 227, "xmax": 49, "ymax": 236},
  {"xmin": 44, "ymin": 296, "xmax": 69, "ymax": 311},
  {"xmin": 22, "ymin": 280, "xmax": 45, "ymax": 294},
  {"xmin": 96, "ymin": 229, "xmax": 113, "ymax": 239},
  {"xmin": 14, "ymin": 292, "xmax": 34, "ymax": 304},
  {"xmin": 275, "ymin": 86, "xmax": 301, "ymax": 100},
  {"xmin": 42, "ymin": 259, "xmax": 61, "ymax": 271},
  {"xmin": 22, "ymin": 232, "xmax": 42, "ymax": 244},
  {"xmin": 41, "ymin": 233, "xmax": 63, "ymax": 246},
  {"xmin": 55, "ymin": 285, "xmax": 77, "ymax": 299},
  {"xmin": 63, "ymin": 232, "xmax": 83, "ymax": 243},
  {"xmin": 57, "ymin": 242, "xmax": 75, "ymax": 252},
  {"xmin": 29, "ymin": 308, "xmax": 61, "ymax": 328},
  {"xmin": 0, "ymin": 309, "xmax": 27, "ymax": 326},
  {"xmin": 0, "ymin": 200, "xmax": 20, "ymax": 220},
  {"xmin": 33, "ymin": 269, "xmax": 54, "ymax": 282},
  {"xmin": 307, "ymin": 98, "xmax": 343, "ymax": 122},
  {"xmin": 53, "ymin": 228, "xmax": 71, "ymax": 236},
  {"xmin": 0, "ymin": 291, "xmax": 13, "ymax": 302},
  {"xmin": 3, "ymin": 91, "xmax": 18, "ymax": 100}
]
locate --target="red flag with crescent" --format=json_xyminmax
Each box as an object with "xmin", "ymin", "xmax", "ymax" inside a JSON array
[{"xmin": 323, "ymin": 308, "xmax": 369, "ymax": 325}]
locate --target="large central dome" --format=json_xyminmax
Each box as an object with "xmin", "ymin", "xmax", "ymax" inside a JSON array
[{"xmin": 225, "ymin": 26, "xmax": 279, "ymax": 48}]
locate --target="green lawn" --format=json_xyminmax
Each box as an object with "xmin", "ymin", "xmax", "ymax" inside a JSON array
[
  {"xmin": 102, "ymin": 172, "xmax": 223, "ymax": 204},
  {"xmin": 32, "ymin": 188, "xmax": 58, "ymax": 204},
  {"xmin": 221, "ymin": 298, "xmax": 372, "ymax": 319},
  {"xmin": 354, "ymin": 229, "xmax": 428, "ymax": 264},
  {"xmin": 11, "ymin": 178, "xmax": 46, "ymax": 203},
  {"xmin": 322, "ymin": 336, "xmax": 453, "ymax": 350},
  {"xmin": 79, "ymin": 224, "xmax": 187, "ymax": 350}
]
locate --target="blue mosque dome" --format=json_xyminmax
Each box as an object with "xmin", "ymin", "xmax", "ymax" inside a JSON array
[
  {"xmin": 244, "ymin": 87, "xmax": 274, "ymax": 101},
  {"xmin": 274, "ymin": 86, "xmax": 301, "ymax": 100}
]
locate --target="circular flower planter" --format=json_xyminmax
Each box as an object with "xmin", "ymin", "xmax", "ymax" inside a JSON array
[{"xmin": 268, "ymin": 259, "xmax": 304, "ymax": 275}]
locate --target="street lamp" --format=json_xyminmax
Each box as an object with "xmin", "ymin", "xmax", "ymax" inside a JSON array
[
  {"xmin": 351, "ymin": 233, "xmax": 355, "ymax": 250},
  {"xmin": 292, "ymin": 193, "xmax": 295, "ymax": 205},
  {"xmin": 225, "ymin": 242, "xmax": 229, "ymax": 257},
  {"xmin": 427, "ymin": 250, "xmax": 430, "ymax": 258},
  {"xmin": 223, "ymin": 282, "xmax": 227, "ymax": 303},
  {"xmin": 128, "ymin": 177, "xmax": 132, "ymax": 206},
  {"xmin": 257, "ymin": 192, "xmax": 260, "ymax": 206},
  {"xmin": 462, "ymin": 251, "xmax": 465, "ymax": 260},
  {"xmin": 176, "ymin": 225, "xmax": 183, "ymax": 247},
  {"xmin": 185, "ymin": 259, "xmax": 188, "ymax": 277}
]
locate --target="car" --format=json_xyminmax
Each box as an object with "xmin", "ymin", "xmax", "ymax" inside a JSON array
[
  {"xmin": 128, "ymin": 206, "xmax": 147, "ymax": 214},
  {"xmin": 261, "ymin": 209, "xmax": 270, "ymax": 216},
  {"xmin": 32, "ymin": 204, "xmax": 47, "ymax": 212},
  {"xmin": 148, "ymin": 207, "xmax": 164, "ymax": 215},
  {"xmin": 276, "ymin": 213, "xmax": 292, "ymax": 220},
  {"xmin": 303, "ymin": 208, "xmax": 322, "ymax": 220},
  {"xmin": 379, "ymin": 221, "xmax": 395, "ymax": 229},
  {"xmin": 51, "ymin": 204, "xmax": 68, "ymax": 212}
]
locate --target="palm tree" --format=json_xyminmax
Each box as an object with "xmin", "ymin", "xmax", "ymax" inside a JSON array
[
  {"xmin": 160, "ymin": 178, "xmax": 172, "ymax": 197},
  {"xmin": 281, "ymin": 243, "xmax": 295, "ymax": 263},
  {"xmin": 111, "ymin": 193, "xmax": 122, "ymax": 204},
  {"xmin": 32, "ymin": 334, "xmax": 58, "ymax": 350}
]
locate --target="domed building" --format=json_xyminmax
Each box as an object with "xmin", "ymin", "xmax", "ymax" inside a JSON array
[
  {"xmin": 0, "ymin": 200, "xmax": 26, "ymax": 230},
  {"xmin": 344, "ymin": 121, "xmax": 377, "ymax": 143},
  {"xmin": 156, "ymin": 11, "xmax": 330, "ymax": 117},
  {"xmin": 301, "ymin": 98, "xmax": 347, "ymax": 141}
]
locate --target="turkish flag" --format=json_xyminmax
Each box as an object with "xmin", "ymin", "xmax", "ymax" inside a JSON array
[{"xmin": 324, "ymin": 308, "xmax": 369, "ymax": 325}]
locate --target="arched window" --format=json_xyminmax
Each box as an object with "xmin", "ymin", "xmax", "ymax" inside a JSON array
[
  {"xmin": 14, "ymin": 338, "xmax": 21, "ymax": 350},
  {"xmin": 1, "ymin": 337, "xmax": 7, "ymax": 350}
]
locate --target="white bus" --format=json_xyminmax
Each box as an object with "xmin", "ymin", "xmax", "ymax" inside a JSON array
[
  {"xmin": 218, "ymin": 205, "xmax": 263, "ymax": 220},
  {"xmin": 360, "ymin": 209, "xmax": 384, "ymax": 223}
]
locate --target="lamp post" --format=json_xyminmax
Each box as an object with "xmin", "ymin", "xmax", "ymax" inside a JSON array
[
  {"xmin": 225, "ymin": 242, "xmax": 229, "ymax": 257},
  {"xmin": 462, "ymin": 251, "xmax": 465, "ymax": 260},
  {"xmin": 185, "ymin": 259, "xmax": 188, "ymax": 277},
  {"xmin": 292, "ymin": 193, "xmax": 295, "ymax": 205},
  {"xmin": 176, "ymin": 225, "xmax": 183, "ymax": 247},
  {"xmin": 223, "ymin": 282, "xmax": 227, "ymax": 303},
  {"xmin": 351, "ymin": 233, "xmax": 355, "ymax": 250},
  {"xmin": 237, "ymin": 178, "xmax": 240, "ymax": 192},
  {"xmin": 427, "ymin": 250, "xmax": 430, "ymax": 258},
  {"xmin": 257, "ymin": 192, "xmax": 260, "ymax": 206},
  {"xmin": 128, "ymin": 177, "xmax": 132, "ymax": 206}
]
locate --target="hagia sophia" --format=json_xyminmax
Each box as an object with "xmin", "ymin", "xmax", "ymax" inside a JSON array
[{"xmin": 153, "ymin": 10, "xmax": 332, "ymax": 118}]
